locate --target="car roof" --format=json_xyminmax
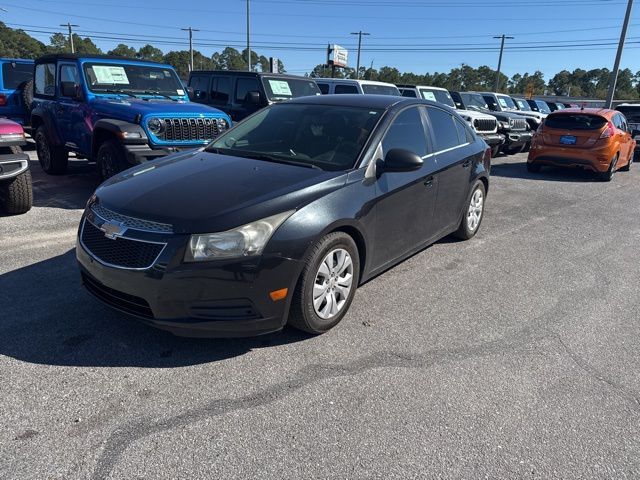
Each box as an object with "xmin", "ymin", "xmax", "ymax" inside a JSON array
[
  {"xmin": 397, "ymin": 85, "xmax": 448, "ymax": 91},
  {"xmin": 313, "ymin": 78, "xmax": 397, "ymax": 87},
  {"xmin": 0, "ymin": 58, "xmax": 34, "ymax": 63},
  {"xmin": 549, "ymin": 107, "xmax": 614, "ymax": 117},
  {"xmin": 617, "ymin": 103, "xmax": 640, "ymax": 107},
  {"xmin": 189, "ymin": 70, "xmax": 312, "ymax": 80},
  {"xmin": 35, "ymin": 53, "xmax": 166, "ymax": 66},
  {"xmin": 287, "ymin": 94, "xmax": 426, "ymax": 109}
]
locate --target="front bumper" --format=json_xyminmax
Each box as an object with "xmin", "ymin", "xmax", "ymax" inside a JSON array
[
  {"xmin": 76, "ymin": 220, "xmax": 304, "ymax": 337},
  {"xmin": 0, "ymin": 153, "xmax": 29, "ymax": 181},
  {"xmin": 479, "ymin": 133, "xmax": 505, "ymax": 147},
  {"xmin": 501, "ymin": 130, "xmax": 532, "ymax": 147}
]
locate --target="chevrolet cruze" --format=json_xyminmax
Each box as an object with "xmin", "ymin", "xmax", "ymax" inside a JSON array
[{"xmin": 77, "ymin": 95, "xmax": 490, "ymax": 337}]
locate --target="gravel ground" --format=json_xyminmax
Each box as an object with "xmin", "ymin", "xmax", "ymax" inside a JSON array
[{"xmin": 1, "ymin": 146, "xmax": 639, "ymax": 479}]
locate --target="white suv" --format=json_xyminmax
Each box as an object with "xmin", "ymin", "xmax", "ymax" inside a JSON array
[{"xmin": 314, "ymin": 79, "xmax": 401, "ymax": 96}]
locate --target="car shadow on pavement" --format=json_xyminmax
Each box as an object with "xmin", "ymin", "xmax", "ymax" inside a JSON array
[
  {"xmin": 0, "ymin": 250, "xmax": 312, "ymax": 368},
  {"xmin": 29, "ymin": 158, "xmax": 102, "ymax": 210},
  {"xmin": 490, "ymin": 161, "xmax": 599, "ymax": 182}
]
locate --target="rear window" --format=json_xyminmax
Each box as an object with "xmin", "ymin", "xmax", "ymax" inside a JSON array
[
  {"xmin": 361, "ymin": 84, "xmax": 400, "ymax": 96},
  {"xmin": 545, "ymin": 114, "xmax": 608, "ymax": 131},
  {"xmin": 2, "ymin": 62, "xmax": 33, "ymax": 90}
]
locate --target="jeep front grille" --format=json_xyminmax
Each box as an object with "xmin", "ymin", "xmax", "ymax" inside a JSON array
[
  {"xmin": 510, "ymin": 118, "xmax": 528, "ymax": 131},
  {"xmin": 161, "ymin": 117, "xmax": 220, "ymax": 142},
  {"xmin": 473, "ymin": 118, "xmax": 497, "ymax": 133}
]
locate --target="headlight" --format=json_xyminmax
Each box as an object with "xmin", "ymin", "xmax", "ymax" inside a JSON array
[
  {"xmin": 185, "ymin": 210, "xmax": 294, "ymax": 262},
  {"xmin": 147, "ymin": 118, "xmax": 164, "ymax": 135},
  {"xmin": 217, "ymin": 118, "xmax": 230, "ymax": 131}
]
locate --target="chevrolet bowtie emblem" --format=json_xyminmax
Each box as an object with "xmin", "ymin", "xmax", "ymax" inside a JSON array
[{"xmin": 100, "ymin": 221, "xmax": 126, "ymax": 240}]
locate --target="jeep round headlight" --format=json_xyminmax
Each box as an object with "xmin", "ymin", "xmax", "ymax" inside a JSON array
[
  {"xmin": 217, "ymin": 118, "xmax": 230, "ymax": 131},
  {"xmin": 147, "ymin": 118, "xmax": 164, "ymax": 135}
]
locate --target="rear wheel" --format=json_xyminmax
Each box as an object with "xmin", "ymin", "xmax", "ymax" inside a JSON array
[
  {"xmin": 288, "ymin": 232, "xmax": 360, "ymax": 334},
  {"xmin": 453, "ymin": 181, "xmax": 486, "ymax": 240},
  {"xmin": 526, "ymin": 162, "xmax": 541, "ymax": 173},
  {"xmin": 490, "ymin": 145, "xmax": 500, "ymax": 159},
  {"xmin": 599, "ymin": 153, "xmax": 618, "ymax": 182},
  {"xmin": 620, "ymin": 151, "xmax": 632, "ymax": 171},
  {"xmin": 97, "ymin": 140, "xmax": 128, "ymax": 181},
  {"xmin": 35, "ymin": 126, "xmax": 68, "ymax": 174},
  {"xmin": 0, "ymin": 168, "xmax": 33, "ymax": 215}
]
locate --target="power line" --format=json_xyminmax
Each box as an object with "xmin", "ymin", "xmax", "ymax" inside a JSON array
[{"xmin": 59, "ymin": 22, "xmax": 79, "ymax": 53}]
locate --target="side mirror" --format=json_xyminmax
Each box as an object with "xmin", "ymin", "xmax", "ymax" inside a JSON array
[
  {"xmin": 380, "ymin": 149, "xmax": 423, "ymax": 173},
  {"xmin": 61, "ymin": 81, "xmax": 80, "ymax": 99},
  {"xmin": 488, "ymin": 103, "xmax": 498, "ymax": 111},
  {"xmin": 186, "ymin": 86, "xmax": 194, "ymax": 99},
  {"xmin": 632, "ymin": 129, "xmax": 640, "ymax": 138},
  {"xmin": 246, "ymin": 91, "xmax": 261, "ymax": 105}
]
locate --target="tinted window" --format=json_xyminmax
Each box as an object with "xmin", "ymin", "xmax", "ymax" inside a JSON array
[
  {"xmin": 212, "ymin": 76, "xmax": 231, "ymax": 104},
  {"xmin": 545, "ymin": 114, "xmax": 608, "ymax": 131},
  {"xmin": 361, "ymin": 84, "xmax": 400, "ymax": 96},
  {"xmin": 35, "ymin": 63, "xmax": 56, "ymax": 96},
  {"xmin": 1, "ymin": 62, "xmax": 32, "ymax": 90},
  {"xmin": 261, "ymin": 76, "xmax": 320, "ymax": 101},
  {"xmin": 209, "ymin": 104, "xmax": 383, "ymax": 171},
  {"xmin": 317, "ymin": 83, "xmax": 329, "ymax": 94},
  {"xmin": 419, "ymin": 88, "xmax": 455, "ymax": 108},
  {"xmin": 535, "ymin": 101, "xmax": 551, "ymax": 114},
  {"xmin": 381, "ymin": 107, "xmax": 428, "ymax": 158},
  {"xmin": 189, "ymin": 75, "xmax": 209, "ymax": 100},
  {"xmin": 236, "ymin": 77, "xmax": 260, "ymax": 102},
  {"xmin": 455, "ymin": 118, "xmax": 473, "ymax": 144},
  {"xmin": 427, "ymin": 107, "xmax": 462, "ymax": 151},
  {"xmin": 482, "ymin": 95, "xmax": 499, "ymax": 110},
  {"xmin": 401, "ymin": 89, "xmax": 417, "ymax": 98},
  {"xmin": 616, "ymin": 106, "xmax": 640, "ymax": 123},
  {"xmin": 335, "ymin": 84, "xmax": 359, "ymax": 94}
]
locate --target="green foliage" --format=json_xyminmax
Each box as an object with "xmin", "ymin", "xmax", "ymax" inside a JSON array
[
  {"xmin": 47, "ymin": 33, "xmax": 102, "ymax": 55},
  {"xmin": 107, "ymin": 44, "xmax": 137, "ymax": 58},
  {"xmin": 548, "ymin": 68, "xmax": 638, "ymax": 100},
  {"xmin": 0, "ymin": 22, "xmax": 46, "ymax": 59},
  {"xmin": 137, "ymin": 44, "xmax": 164, "ymax": 63}
]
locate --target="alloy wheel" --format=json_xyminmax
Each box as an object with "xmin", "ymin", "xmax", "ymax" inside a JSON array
[
  {"xmin": 313, "ymin": 248, "xmax": 354, "ymax": 320},
  {"xmin": 467, "ymin": 188, "xmax": 484, "ymax": 232}
]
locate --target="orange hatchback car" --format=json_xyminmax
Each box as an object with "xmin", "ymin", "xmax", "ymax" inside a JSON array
[{"xmin": 527, "ymin": 108, "xmax": 637, "ymax": 181}]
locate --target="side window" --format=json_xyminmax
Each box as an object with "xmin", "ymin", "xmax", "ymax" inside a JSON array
[
  {"xmin": 60, "ymin": 64, "xmax": 79, "ymax": 84},
  {"xmin": 236, "ymin": 77, "xmax": 260, "ymax": 102},
  {"xmin": 427, "ymin": 107, "xmax": 462, "ymax": 151},
  {"xmin": 381, "ymin": 107, "xmax": 428, "ymax": 158},
  {"xmin": 317, "ymin": 83, "xmax": 329, "ymax": 94},
  {"xmin": 454, "ymin": 117, "xmax": 473, "ymax": 144},
  {"xmin": 190, "ymin": 75, "xmax": 209, "ymax": 100},
  {"xmin": 613, "ymin": 114, "xmax": 623, "ymax": 130},
  {"xmin": 401, "ymin": 89, "xmax": 417, "ymax": 98},
  {"xmin": 35, "ymin": 63, "xmax": 56, "ymax": 96},
  {"xmin": 334, "ymin": 84, "xmax": 359, "ymax": 94},
  {"xmin": 212, "ymin": 76, "xmax": 231, "ymax": 104}
]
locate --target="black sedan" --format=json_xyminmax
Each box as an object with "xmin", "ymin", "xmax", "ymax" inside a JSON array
[{"xmin": 76, "ymin": 95, "xmax": 490, "ymax": 337}]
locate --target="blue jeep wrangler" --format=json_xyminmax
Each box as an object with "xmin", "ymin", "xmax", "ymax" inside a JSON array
[
  {"xmin": 30, "ymin": 54, "xmax": 231, "ymax": 179},
  {"xmin": 0, "ymin": 58, "xmax": 34, "ymax": 126}
]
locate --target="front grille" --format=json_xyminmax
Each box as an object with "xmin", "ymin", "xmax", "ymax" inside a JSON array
[
  {"xmin": 81, "ymin": 219, "xmax": 166, "ymax": 269},
  {"xmin": 473, "ymin": 118, "xmax": 497, "ymax": 133},
  {"xmin": 511, "ymin": 118, "xmax": 528, "ymax": 131},
  {"xmin": 91, "ymin": 204, "xmax": 173, "ymax": 234},
  {"xmin": 82, "ymin": 271, "xmax": 154, "ymax": 319},
  {"xmin": 161, "ymin": 117, "xmax": 220, "ymax": 141}
]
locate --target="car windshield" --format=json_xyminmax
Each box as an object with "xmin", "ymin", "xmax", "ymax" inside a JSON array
[
  {"xmin": 261, "ymin": 76, "xmax": 321, "ymax": 102},
  {"xmin": 361, "ymin": 84, "xmax": 401, "ymax": 96},
  {"xmin": 83, "ymin": 63, "xmax": 184, "ymax": 97},
  {"xmin": 419, "ymin": 88, "xmax": 455, "ymax": 107},
  {"xmin": 535, "ymin": 101, "xmax": 552, "ymax": 114},
  {"xmin": 2, "ymin": 62, "xmax": 32, "ymax": 90},
  {"xmin": 514, "ymin": 99, "xmax": 532, "ymax": 111},
  {"xmin": 617, "ymin": 107, "xmax": 640, "ymax": 123},
  {"xmin": 497, "ymin": 95, "xmax": 517, "ymax": 110},
  {"xmin": 461, "ymin": 93, "xmax": 489, "ymax": 112},
  {"xmin": 207, "ymin": 104, "xmax": 384, "ymax": 171},
  {"xmin": 544, "ymin": 114, "xmax": 608, "ymax": 130}
]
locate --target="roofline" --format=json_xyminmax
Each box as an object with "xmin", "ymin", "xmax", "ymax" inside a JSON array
[
  {"xmin": 188, "ymin": 70, "xmax": 312, "ymax": 79},
  {"xmin": 312, "ymin": 78, "xmax": 398, "ymax": 87},
  {"xmin": 0, "ymin": 58, "xmax": 34, "ymax": 63},
  {"xmin": 35, "ymin": 53, "xmax": 167, "ymax": 66}
]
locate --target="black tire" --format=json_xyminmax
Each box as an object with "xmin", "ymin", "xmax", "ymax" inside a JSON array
[
  {"xmin": 490, "ymin": 145, "xmax": 500, "ymax": 159},
  {"xmin": 522, "ymin": 141, "xmax": 531, "ymax": 152},
  {"xmin": 526, "ymin": 162, "xmax": 541, "ymax": 173},
  {"xmin": 0, "ymin": 145, "xmax": 24, "ymax": 155},
  {"xmin": 0, "ymin": 168, "xmax": 33, "ymax": 215},
  {"xmin": 453, "ymin": 180, "xmax": 486, "ymax": 240},
  {"xmin": 599, "ymin": 153, "xmax": 618, "ymax": 182},
  {"xmin": 97, "ymin": 139, "xmax": 129, "ymax": 181},
  {"xmin": 35, "ymin": 126, "xmax": 68, "ymax": 174},
  {"xmin": 502, "ymin": 143, "xmax": 525, "ymax": 155},
  {"xmin": 620, "ymin": 152, "xmax": 632, "ymax": 172},
  {"xmin": 288, "ymin": 232, "xmax": 360, "ymax": 334},
  {"xmin": 19, "ymin": 79, "xmax": 34, "ymax": 112}
]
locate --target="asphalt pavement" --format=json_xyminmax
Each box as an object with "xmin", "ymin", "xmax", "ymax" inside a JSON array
[{"xmin": 1, "ymin": 147, "xmax": 639, "ymax": 479}]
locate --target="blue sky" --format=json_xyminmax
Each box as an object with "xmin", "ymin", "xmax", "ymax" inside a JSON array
[{"xmin": 3, "ymin": 0, "xmax": 639, "ymax": 79}]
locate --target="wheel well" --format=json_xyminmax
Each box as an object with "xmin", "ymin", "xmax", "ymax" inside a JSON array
[
  {"xmin": 479, "ymin": 176, "xmax": 489, "ymax": 194},
  {"xmin": 30, "ymin": 115, "xmax": 43, "ymax": 130},
  {"xmin": 332, "ymin": 225, "xmax": 367, "ymax": 279},
  {"xmin": 92, "ymin": 129, "xmax": 119, "ymax": 160}
]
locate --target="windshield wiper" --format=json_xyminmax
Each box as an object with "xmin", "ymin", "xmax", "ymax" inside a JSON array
[
  {"xmin": 95, "ymin": 88, "xmax": 136, "ymax": 98},
  {"xmin": 209, "ymin": 148, "xmax": 321, "ymax": 170},
  {"xmin": 140, "ymin": 90, "xmax": 177, "ymax": 101}
]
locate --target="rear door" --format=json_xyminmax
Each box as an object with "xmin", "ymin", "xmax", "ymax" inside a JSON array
[
  {"xmin": 426, "ymin": 106, "xmax": 477, "ymax": 234},
  {"xmin": 209, "ymin": 75, "xmax": 232, "ymax": 116},
  {"xmin": 542, "ymin": 113, "xmax": 608, "ymax": 149},
  {"xmin": 230, "ymin": 76, "xmax": 261, "ymax": 121}
]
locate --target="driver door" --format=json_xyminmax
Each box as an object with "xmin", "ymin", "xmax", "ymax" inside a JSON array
[{"xmin": 57, "ymin": 63, "xmax": 91, "ymax": 155}]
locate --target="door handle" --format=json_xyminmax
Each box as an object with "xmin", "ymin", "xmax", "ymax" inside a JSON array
[{"xmin": 424, "ymin": 176, "xmax": 434, "ymax": 187}]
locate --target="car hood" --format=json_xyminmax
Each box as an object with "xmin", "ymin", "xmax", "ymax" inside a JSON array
[
  {"xmin": 90, "ymin": 97, "xmax": 226, "ymax": 123},
  {"xmin": 456, "ymin": 109, "xmax": 497, "ymax": 121},
  {"xmin": 505, "ymin": 108, "xmax": 546, "ymax": 121},
  {"xmin": 0, "ymin": 118, "xmax": 24, "ymax": 135},
  {"xmin": 94, "ymin": 150, "xmax": 346, "ymax": 234}
]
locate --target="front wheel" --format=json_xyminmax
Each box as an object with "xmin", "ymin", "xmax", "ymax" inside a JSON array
[
  {"xmin": 35, "ymin": 126, "xmax": 68, "ymax": 174},
  {"xmin": 490, "ymin": 145, "xmax": 500, "ymax": 159},
  {"xmin": 0, "ymin": 169, "xmax": 33, "ymax": 215},
  {"xmin": 288, "ymin": 232, "xmax": 360, "ymax": 334},
  {"xmin": 620, "ymin": 151, "xmax": 632, "ymax": 171},
  {"xmin": 97, "ymin": 140, "xmax": 128, "ymax": 181},
  {"xmin": 453, "ymin": 181, "xmax": 486, "ymax": 240}
]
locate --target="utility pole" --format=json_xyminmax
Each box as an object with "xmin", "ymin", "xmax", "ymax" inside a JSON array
[
  {"xmin": 606, "ymin": 0, "xmax": 634, "ymax": 108},
  {"xmin": 181, "ymin": 27, "xmax": 200, "ymax": 72},
  {"xmin": 246, "ymin": 0, "xmax": 252, "ymax": 71},
  {"xmin": 350, "ymin": 31, "xmax": 370, "ymax": 79},
  {"xmin": 493, "ymin": 34, "xmax": 514, "ymax": 92},
  {"xmin": 60, "ymin": 22, "xmax": 79, "ymax": 53}
]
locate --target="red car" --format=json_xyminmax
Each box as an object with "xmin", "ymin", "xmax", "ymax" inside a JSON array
[{"xmin": 0, "ymin": 118, "xmax": 32, "ymax": 214}]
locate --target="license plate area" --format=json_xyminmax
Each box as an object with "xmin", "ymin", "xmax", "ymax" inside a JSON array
[{"xmin": 560, "ymin": 135, "xmax": 577, "ymax": 145}]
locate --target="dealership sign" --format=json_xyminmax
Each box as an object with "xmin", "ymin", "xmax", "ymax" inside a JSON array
[{"xmin": 328, "ymin": 44, "xmax": 348, "ymax": 68}]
